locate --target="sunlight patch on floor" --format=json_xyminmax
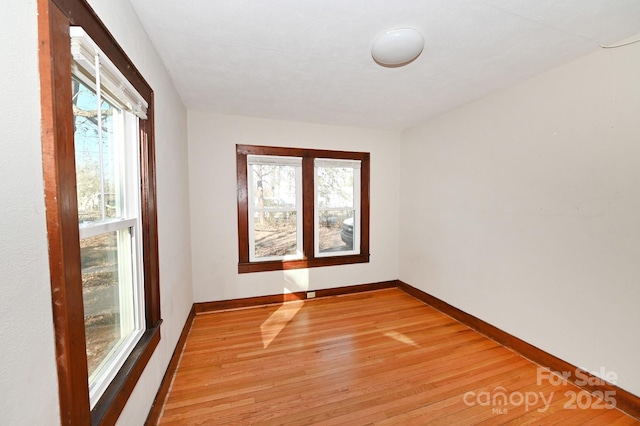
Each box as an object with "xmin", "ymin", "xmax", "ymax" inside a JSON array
[
  {"xmin": 260, "ymin": 300, "xmax": 304, "ymax": 348},
  {"xmin": 383, "ymin": 330, "xmax": 420, "ymax": 348}
]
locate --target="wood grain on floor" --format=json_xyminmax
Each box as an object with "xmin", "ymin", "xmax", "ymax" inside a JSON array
[{"xmin": 158, "ymin": 289, "xmax": 639, "ymax": 425}]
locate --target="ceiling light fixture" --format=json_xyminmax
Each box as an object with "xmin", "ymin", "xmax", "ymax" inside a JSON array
[{"xmin": 371, "ymin": 28, "xmax": 424, "ymax": 67}]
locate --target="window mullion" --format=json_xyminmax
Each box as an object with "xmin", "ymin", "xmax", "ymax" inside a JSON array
[
  {"xmin": 295, "ymin": 163, "xmax": 303, "ymax": 258},
  {"xmin": 302, "ymin": 156, "xmax": 315, "ymax": 260}
]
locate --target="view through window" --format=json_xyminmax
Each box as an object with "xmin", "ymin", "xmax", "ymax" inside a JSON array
[
  {"xmin": 71, "ymin": 27, "xmax": 146, "ymax": 406},
  {"xmin": 248, "ymin": 155, "xmax": 303, "ymax": 261},
  {"xmin": 315, "ymin": 158, "xmax": 361, "ymax": 256}
]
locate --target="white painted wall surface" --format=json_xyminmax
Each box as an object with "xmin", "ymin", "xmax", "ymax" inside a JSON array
[
  {"xmin": 400, "ymin": 38, "xmax": 640, "ymax": 397},
  {"xmin": 0, "ymin": 2, "xmax": 62, "ymax": 424},
  {"xmin": 188, "ymin": 113, "xmax": 401, "ymax": 302},
  {"xmin": 84, "ymin": 1, "xmax": 194, "ymax": 424}
]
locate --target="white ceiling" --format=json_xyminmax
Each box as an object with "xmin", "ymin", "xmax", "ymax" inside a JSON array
[{"xmin": 127, "ymin": 0, "xmax": 640, "ymax": 130}]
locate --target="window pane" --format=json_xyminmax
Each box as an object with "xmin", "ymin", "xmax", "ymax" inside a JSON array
[
  {"xmin": 253, "ymin": 211, "xmax": 298, "ymax": 258},
  {"xmin": 251, "ymin": 164, "xmax": 297, "ymax": 209},
  {"xmin": 317, "ymin": 167, "xmax": 354, "ymax": 208},
  {"xmin": 73, "ymin": 76, "xmax": 122, "ymax": 224},
  {"xmin": 318, "ymin": 210, "xmax": 354, "ymax": 252},
  {"xmin": 81, "ymin": 230, "xmax": 135, "ymax": 379}
]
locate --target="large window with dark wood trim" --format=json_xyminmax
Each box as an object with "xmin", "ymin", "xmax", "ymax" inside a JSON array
[
  {"xmin": 71, "ymin": 27, "xmax": 147, "ymax": 408},
  {"xmin": 237, "ymin": 145, "xmax": 370, "ymax": 273},
  {"xmin": 39, "ymin": 0, "xmax": 161, "ymax": 424}
]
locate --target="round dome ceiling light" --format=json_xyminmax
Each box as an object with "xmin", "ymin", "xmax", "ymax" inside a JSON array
[{"xmin": 371, "ymin": 28, "xmax": 424, "ymax": 67}]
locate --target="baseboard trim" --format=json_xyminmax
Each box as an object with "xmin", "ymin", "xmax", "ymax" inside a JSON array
[
  {"xmin": 313, "ymin": 280, "xmax": 397, "ymax": 299},
  {"xmin": 397, "ymin": 280, "xmax": 640, "ymax": 420},
  {"xmin": 194, "ymin": 280, "xmax": 397, "ymax": 314},
  {"xmin": 144, "ymin": 305, "xmax": 196, "ymax": 426}
]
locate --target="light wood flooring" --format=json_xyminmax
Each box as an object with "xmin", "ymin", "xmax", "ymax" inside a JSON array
[{"xmin": 158, "ymin": 288, "xmax": 639, "ymax": 425}]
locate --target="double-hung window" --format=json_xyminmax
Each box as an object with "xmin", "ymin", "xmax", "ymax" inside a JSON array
[
  {"xmin": 315, "ymin": 158, "xmax": 361, "ymax": 257},
  {"xmin": 247, "ymin": 155, "xmax": 303, "ymax": 261},
  {"xmin": 71, "ymin": 27, "xmax": 147, "ymax": 407},
  {"xmin": 237, "ymin": 145, "xmax": 370, "ymax": 273},
  {"xmin": 39, "ymin": 1, "xmax": 161, "ymax": 421}
]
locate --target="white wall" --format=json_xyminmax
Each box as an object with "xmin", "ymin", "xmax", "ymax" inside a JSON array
[
  {"xmin": 188, "ymin": 112, "xmax": 401, "ymax": 302},
  {"xmin": 0, "ymin": 1, "xmax": 61, "ymax": 424},
  {"xmin": 400, "ymin": 39, "xmax": 640, "ymax": 396},
  {"xmin": 85, "ymin": 1, "xmax": 194, "ymax": 424}
]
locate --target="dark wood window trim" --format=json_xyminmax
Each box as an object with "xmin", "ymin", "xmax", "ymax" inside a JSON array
[
  {"xmin": 38, "ymin": 0, "xmax": 161, "ymax": 425},
  {"xmin": 237, "ymin": 144, "xmax": 370, "ymax": 273}
]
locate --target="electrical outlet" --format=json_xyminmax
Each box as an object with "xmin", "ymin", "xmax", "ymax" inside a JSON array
[{"xmin": 307, "ymin": 291, "xmax": 316, "ymax": 299}]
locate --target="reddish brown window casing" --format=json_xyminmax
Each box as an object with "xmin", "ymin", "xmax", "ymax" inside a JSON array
[
  {"xmin": 237, "ymin": 144, "xmax": 370, "ymax": 273},
  {"xmin": 38, "ymin": 0, "xmax": 161, "ymax": 424}
]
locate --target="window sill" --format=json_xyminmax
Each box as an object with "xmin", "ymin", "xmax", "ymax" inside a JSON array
[
  {"xmin": 238, "ymin": 253, "xmax": 370, "ymax": 273},
  {"xmin": 91, "ymin": 321, "xmax": 162, "ymax": 426}
]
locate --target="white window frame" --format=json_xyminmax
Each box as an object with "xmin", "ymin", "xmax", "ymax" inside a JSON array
[
  {"xmin": 71, "ymin": 27, "xmax": 146, "ymax": 407},
  {"xmin": 314, "ymin": 158, "xmax": 361, "ymax": 257},
  {"xmin": 247, "ymin": 155, "xmax": 303, "ymax": 262}
]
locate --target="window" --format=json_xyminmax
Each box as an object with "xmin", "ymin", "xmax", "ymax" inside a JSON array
[
  {"xmin": 71, "ymin": 27, "xmax": 146, "ymax": 407},
  {"xmin": 247, "ymin": 155, "xmax": 303, "ymax": 262},
  {"xmin": 314, "ymin": 158, "xmax": 361, "ymax": 257},
  {"xmin": 39, "ymin": 1, "xmax": 161, "ymax": 424},
  {"xmin": 237, "ymin": 145, "xmax": 370, "ymax": 273}
]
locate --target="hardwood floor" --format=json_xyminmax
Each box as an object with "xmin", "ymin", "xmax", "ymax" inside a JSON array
[{"xmin": 158, "ymin": 289, "xmax": 639, "ymax": 425}]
